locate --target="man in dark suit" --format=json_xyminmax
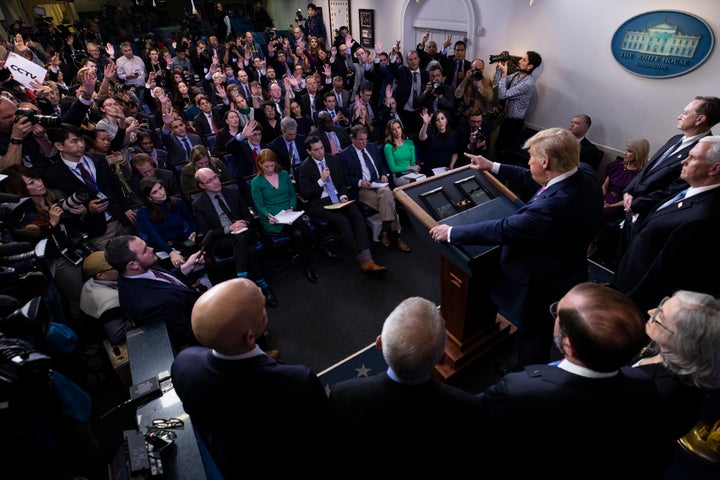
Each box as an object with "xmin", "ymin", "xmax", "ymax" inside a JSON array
[
  {"xmin": 319, "ymin": 75, "xmax": 352, "ymax": 112},
  {"xmin": 129, "ymin": 153, "xmax": 182, "ymax": 198},
  {"xmin": 298, "ymin": 136, "xmax": 386, "ymax": 276},
  {"xmin": 340, "ymin": 125, "xmax": 410, "ymax": 252},
  {"xmin": 226, "ymin": 123, "xmax": 267, "ymax": 180},
  {"xmin": 133, "ymin": 131, "xmax": 170, "ymax": 170},
  {"xmin": 568, "ymin": 114, "xmax": 603, "ymax": 172},
  {"xmin": 191, "ymin": 168, "xmax": 277, "ymax": 307},
  {"xmin": 308, "ymin": 111, "xmax": 351, "ymax": 155},
  {"xmin": 43, "ymin": 125, "xmax": 135, "ymax": 250},
  {"xmin": 616, "ymin": 136, "xmax": 720, "ymax": 312},
  {"xmin": 104, "ymin": 234, "xmax": 205, "ymax": 350},
  {"xmin": 191, "ymin": 95, "xmax": 225, "ymax": 145},
  {"xmin": 430, "ymin": 128, "xmax": 603, "ymax": 366},
  {"xmin": 439, "ymin": 39, "xmax": 471, "ymax": 91},
  {"xmin": 269, "ymin": 117, "xmax": 306, "ymax": 179},
  {"xmin": 316, "ymin": 91, "xmax": 350, "ymax": 129},
  {"xmin": 388, "ymin": 49, "xmax": 429, "ymax": 137},
  {"xmin": 620, "ymin": 96, "xmax": 720, "ymax": 259},
  {"xmin": 159, "ymin": 115, "xmax": 203, "ymax": 169},
  {"xmin": 477, "ymin": 282, "xmax": 666, "ymax": 478},
  {"xmin": 327, "ymin": 296, "xmax": 487, "ymax": 476},
  {"xmin": 171, "ymin": 278, "xmax": 327, "ymax": 477},
  {"xmin": 298, "ymin": 74, "xmax": 322, "ymax": 122}
]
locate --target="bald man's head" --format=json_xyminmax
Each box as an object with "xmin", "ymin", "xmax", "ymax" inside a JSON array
[{"xmin": 191, "ymin": 278, "xmax": 268, "ymax": 355}]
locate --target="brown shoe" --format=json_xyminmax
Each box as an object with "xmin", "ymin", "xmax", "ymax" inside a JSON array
[
  {"xmin": 360, "ymin": 261, "xmax": 387, "ymax": 277},
  {"xmin": 380, "ymin": 231, "xmax": 391, "ymax": 247},
  {"xmin": 266, "ymin": 349, "xmax": 280, "ymax": 359},
  {"xmin": 394, "ymin": 237, "xmax": 411, "ymax": 252}
]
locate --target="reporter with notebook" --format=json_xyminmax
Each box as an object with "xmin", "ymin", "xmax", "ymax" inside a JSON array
[
  {"xmin": 298, "ymin": 136, "xmax": 387, "ymax": 277},
  {"xmin": 250, "ymin": 149, "xmax": 321, "ymax": 283}
]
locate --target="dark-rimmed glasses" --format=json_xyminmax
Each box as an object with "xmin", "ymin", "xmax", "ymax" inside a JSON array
[{"xmin": 651, "ymin": 296, "xmax": 675, "ymax": 334}]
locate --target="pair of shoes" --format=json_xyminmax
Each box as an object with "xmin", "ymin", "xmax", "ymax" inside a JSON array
[
  {"xmin": 265, "ymin": 349, "xmax": 280, "ymax": 359},
  {"xmin": 318, "ymin": 244, "xmax": 340, "ymax": 259},
  {"xmin": 394, "ymin": 237, "xmax": 411, "ymax": 252},
  {"xmin": 303, "ymin": 266, "xmax": 318, "ymax": 283},
  {"xmin": 360, "ymin": 261, "xmax": 387, "ymax": 277},
  {"xmin": 380, "ymin": 231, "xmax": 392, "ymax": 247},
  {"xmin": 262, "ymin": 287, "xmax": 278, "ymax": 308}
]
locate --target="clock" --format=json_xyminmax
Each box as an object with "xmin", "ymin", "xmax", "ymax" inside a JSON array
[{"xmin": 329, "ymin": 0, "xmax": 350, "ymax": 35}]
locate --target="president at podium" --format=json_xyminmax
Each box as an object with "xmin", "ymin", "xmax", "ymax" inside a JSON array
[{"xmin": 430, "ymin": 128, "xmax": 602, "ymax": 367}]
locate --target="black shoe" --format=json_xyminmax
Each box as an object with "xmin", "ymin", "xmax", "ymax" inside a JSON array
[
  {"xmin": 262, "ymin": 287, "xmax": 278, "ymax": 308},
  {"xmin": 318, "ymin": 244, "xmax": 340, "ymax": 259},
  {"xmin": 303, "ymin": 266, "xmax": 318, "ymax": 283}
]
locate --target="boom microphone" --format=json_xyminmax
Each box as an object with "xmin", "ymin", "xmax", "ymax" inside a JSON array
[{"xmin": 0, "ymin": 242, "xmax": 34, "ymax": 258}]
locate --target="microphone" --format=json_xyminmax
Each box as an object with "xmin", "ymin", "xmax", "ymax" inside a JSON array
[
  {"xmin": 456, "ymin": 185, "xmax": 484, "ymax": 210},
  {"xmin": 194, "ymin": 229, "xmax": 221, "ymax": 265},
  {"xmin": 0, "ymin": 193, "xmax": 20, "ymax": 204},
  {"xmin": 0, "ymin": 242, "xmax": 34, "ymax": 258}
]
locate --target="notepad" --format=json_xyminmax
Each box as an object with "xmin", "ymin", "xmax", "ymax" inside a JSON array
[
  {"xmin": 274, "ymin": 209, "xmax": 304, "ymax": 224},
  {"xmin": 370, "ymin": 182, "xmax": 389, "ymax": 188},
  {"xmin": 324, "ymin": 200, "xmax": 356, "ymax": 210},
  {"xmin": 230, "ymin": 227, "xmax": 248, "ymax": 234}
]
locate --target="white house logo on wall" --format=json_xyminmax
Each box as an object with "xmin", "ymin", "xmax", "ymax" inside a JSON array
[{"xmin": 611, "ymin": 10, "xmax": 714, "ymax": 78}]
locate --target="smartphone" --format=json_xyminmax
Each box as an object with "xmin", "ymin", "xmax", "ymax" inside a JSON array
[{"xmin": 96, "ymin": 192, "xmax": 110, "ymax": 203}]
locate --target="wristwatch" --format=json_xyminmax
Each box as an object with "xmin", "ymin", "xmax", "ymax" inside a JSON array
[{"xmin": 10, "ymin": 138, "xmax": 23, "ymax": 145}]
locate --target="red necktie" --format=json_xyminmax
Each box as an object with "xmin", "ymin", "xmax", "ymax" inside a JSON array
[
  {"xmin": 151, "ymin": 268, "xmax": 186, "ymax": 287},
  {"xmin": 76, "ymin": 161, "xmax": 96, "ymax": 188}
]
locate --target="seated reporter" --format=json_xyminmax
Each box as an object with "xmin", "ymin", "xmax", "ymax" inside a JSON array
[
  {"xmin": 250, "ymin": 149, "xmax": 320, "ymax": 283},
  {"xmin": 136, "ymin": 177, "xmax": 197, "ymax": 268}
]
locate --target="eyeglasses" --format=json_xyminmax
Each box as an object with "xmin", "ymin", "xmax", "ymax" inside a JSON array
[
  {"xmin": 151, "ymin": 417, "xmax": 184, "ymax": 429},
  {"xmin": 549, "ymin": 301, "xmax": 558, "ymax": 318},
  {"xmin": 651, "ymin": 296, "xmax": 675, "ymax": 334}
]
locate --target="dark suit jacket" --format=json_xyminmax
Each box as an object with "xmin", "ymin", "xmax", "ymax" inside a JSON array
[
  {"xmin": 225, "ymin": 139, "xmax": 268, "ymax": 180},
  {"xmin": 439, "ymin": 54, "xmax": 471, "ymax": 87},
  {"xmin": 192, "ymin": 108, "xmax": 226, "ymax": 140},
  {"xmin": 327, "ymin": 372, "xmax": 488, "ymax": 476},
  {"xmin": 388, "ymin": 63, "xmax": 430, "ymax": 112},
  {"xmin": 171, "ymin": 348, "xmax": 328, "ymax": 477},
  {"xmin": 579, "ymin": 137, "xmax": 603, "ymax": 172},
  {"xmin": 307, "ymin": 127, "xmax": 351, "ymax": 155},
  {"xmin": 191, "ymin": 186, "xmax": 255, "ymax": 239},
  {"xmin": 450, "ymin": 164, "xmax": 603, "ymax": 336},
  {"xmin": 339, "ymin": 144, "xmax": 389, "ymax": 201},
  {"xmin": 478, "ymin": 364, "xmax": 666, "ymax": 477},
  {"xmin": 624, "ymin": 133, "xmax": 710, "ymax": 216},
  {"xmin": 129, "ymin": 168, "xmax": 181, "ymax": 199},
  {"xmin": 318, "ymin": 85, "xmax": 351, "ymax": 111},
  {"xmin": 118, "ymin": 267, "xmax": 200, "ymax": 349},
  {"xmin": 298, "ymin": 92, "xmax": 322, "ymax": 119},
  {"xmin": 297, "ymin": 155, "xmax": 349, "ymax": 210},
  {"xmin": 616, "ymin": 186, "xmax": 720, "ymax": 311},
  {"xmin": 160, "ymin": 129, "xmax": 203, "ymax": 168},
  {"xmin": 41, "ymin": 154, "xmax": 131, "ymax": 238},
  {"xmin": 269, "ymin": 134, "xmax": 306, "ymax": 172}
]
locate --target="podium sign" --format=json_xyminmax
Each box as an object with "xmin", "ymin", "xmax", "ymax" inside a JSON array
[{"xmin": 394, "ymin": 166, "xmax": 520, "ymax": 380}]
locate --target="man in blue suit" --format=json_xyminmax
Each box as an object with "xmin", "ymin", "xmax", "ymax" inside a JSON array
[
  {"xmin": 476, "ymin": 282, "xmax": 666, "ymax": 478},
  {"xmin": 616, "ymin": 136, "xmax": 720, "ymax": 312},
  {"xmin": 619, "ymin": 96, "xmax": 720, "ymax": 261},
  {"xmin": 340, "ymin": 125, "xmax": 410, "ymax": 251},
  {"xmin": 171, "ymin": 278, "xmax": 328, "ymax": 477},
  {"xmin": 104, "ymin": 234, "xmax": 206, "ymax": 351},
  {"xmin": 430, "ymin": 128, "xmax": 603, "ymax": 366}
]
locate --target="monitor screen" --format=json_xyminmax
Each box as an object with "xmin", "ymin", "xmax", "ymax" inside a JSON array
[
  {"xmin": 420, "ymin": 187, "xmax": 457, "ymax": 220},
  {"xmin": 33, "ymin": 6, "xmax": 46, "ymax": 16},
  {"xmin": 453, "ymin": 175, "xmax": 494, "ymax": 207}
]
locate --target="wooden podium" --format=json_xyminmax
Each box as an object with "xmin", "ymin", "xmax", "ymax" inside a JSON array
[{"xmin": 394, "ymin": 166, "xmax": 521, "ymax": 381}]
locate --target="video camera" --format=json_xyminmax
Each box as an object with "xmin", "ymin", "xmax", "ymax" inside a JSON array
[
  {"xmin": 294, "ymin": 9, "xmax": 305, "ymax": 25},
  {"xmin": 489, "ymin": 50, "xmax": 520, "ymax": 65},
  {"xmin": 15, "ymin": 108, "xmax": 62, "ymax": 128}
]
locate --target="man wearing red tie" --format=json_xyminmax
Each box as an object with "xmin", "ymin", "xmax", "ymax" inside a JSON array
[{"xmin": 226, "ymin": 124, "xmax": 268, "ymax": 180}]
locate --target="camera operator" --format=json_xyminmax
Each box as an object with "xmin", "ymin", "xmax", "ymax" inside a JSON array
[
  {"xmin": 1, "ymin": 165, "xmax": 88, "ymax": 326},
  {"xmin": 0, "ymin": 96, "xmax": 56, "ymax": 173},
  {"xmin": 415, "ymin": 63, "xmax": 455, "ymax": 116},
  {"xmin": 455, "ymin": 108, "xmax": 491, "ymax": 167},
  {"xmin": 454, "ymin": 58, "xmax": 494, "ymax": 120},
  {"xmin": 492, "ymin": 50, "xmax": 542, "ymax": 164}
]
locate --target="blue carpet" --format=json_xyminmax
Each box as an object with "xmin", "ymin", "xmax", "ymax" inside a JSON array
[{"xmin": 318, "ymin": 343, "xmax": 387, "ymax": 395}]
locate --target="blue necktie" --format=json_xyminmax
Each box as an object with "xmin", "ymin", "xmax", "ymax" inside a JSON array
[
  {"xmin": 181, "ymin": 137, "xmax": 192, "ymax": 161},
  {"xmin": 362, "ymin": 149, "xmax": 378, "ymax": 182},
  {"xmin": 658, "ymin": 189, "xmax": 687, "ymax": 210},
  {"xmin": 320, "ymin": 160, "xmax": 339, "ymax": 204}
]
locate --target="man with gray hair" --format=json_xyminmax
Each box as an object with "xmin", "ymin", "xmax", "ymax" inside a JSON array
[
  {"xmin": 327, "ymin": 296, "xmax": 486, "ymax": 476},
  {"xmin": 616, "ymin": 135, "xmax": 720, "ymax": 311}
]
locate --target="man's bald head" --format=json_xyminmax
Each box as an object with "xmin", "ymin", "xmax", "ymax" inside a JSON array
[{"xmin": 191, "ymin": 278, "xmax": 268, "ymax": 355}]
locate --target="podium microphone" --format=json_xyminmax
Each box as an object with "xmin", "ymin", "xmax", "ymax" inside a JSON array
[{"xmin": 456, "ymin": 185, "xmax": 483, "ymax": 210}]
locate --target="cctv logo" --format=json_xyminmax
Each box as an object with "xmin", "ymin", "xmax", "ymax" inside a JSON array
[{"xmin": 9, "ymin": 64, "xmax": 38, "ymax": 80}]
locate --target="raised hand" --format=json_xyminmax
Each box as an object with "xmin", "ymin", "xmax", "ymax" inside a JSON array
[
  {"xmin": 420, "ymin": 108, "xmax": 431, "ymax": 124},
  {"xmin": 375, "ymin": 42, "xmax": 383, "ymax": 55},
  {"xmin": 444, "ymin": 35, "xmax": 452, "ymax": 49}
]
